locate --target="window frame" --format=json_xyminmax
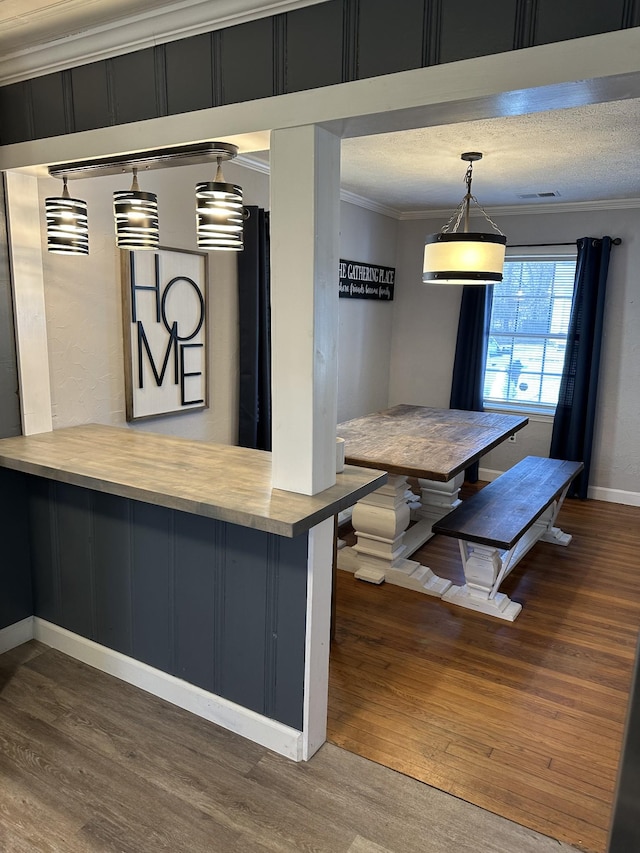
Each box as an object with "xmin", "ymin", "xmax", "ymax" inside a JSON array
[{"xmin": 482, "ymin": 245, "xmax": 578, "ymax": 418}]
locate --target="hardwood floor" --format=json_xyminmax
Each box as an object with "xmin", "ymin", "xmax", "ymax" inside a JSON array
[
  {"xmin": 328, "ymin": 494, "xmax": 640, "ymax": 853},
  {"xmin": 0, "ymin": 641, "xmax": 581, "ymax": 853}
]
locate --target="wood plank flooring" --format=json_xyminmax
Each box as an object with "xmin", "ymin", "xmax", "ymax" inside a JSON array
[
  {"xmin": 0, "ymin": 641, "xmax": 580, "ymax": 853},
  {"xmin": 328, "ymin": 494, "xmax": 640, "ymax": 853}
]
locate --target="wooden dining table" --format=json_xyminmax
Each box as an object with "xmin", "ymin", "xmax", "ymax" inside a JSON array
[{"xmin": 336, "ymin": 404, "xmax": 528, "ymax": 595}]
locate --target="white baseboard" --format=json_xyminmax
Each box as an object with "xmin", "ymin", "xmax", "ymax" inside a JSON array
[
  {"xmin": 478, "ymin": 467, "xmax": 502, "ymax": 483},
  {"xmin": 29, "ymin": 618, "xmax": 304, "ymax": 761},
  {"xmin": 479, "ymin": 467, "xmax": 640, "ymax": 506},
  {"xmin": 0, "ymin": 616, "xmax": 34, "ymax": 653},
  {"xmin": 587, "ymin": 485, "xmax": 640, "ymax": 506}
]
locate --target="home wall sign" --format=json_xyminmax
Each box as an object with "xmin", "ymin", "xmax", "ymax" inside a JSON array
[
  {"xmin": 122, "ymin": 247, "xmax": 208, "ymax": 421},
  {"xmin": 339, "ymin": 259, "xmax": 395, "ymax": 301}
]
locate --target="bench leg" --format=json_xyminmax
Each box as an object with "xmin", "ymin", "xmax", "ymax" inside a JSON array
[
  {"xmin": 539, "ymin": 488, "xmax": 573, "ymax": 546},
  {"xmin": 442, "ymin": 542, "xmax": 522, "ymax": 622}
]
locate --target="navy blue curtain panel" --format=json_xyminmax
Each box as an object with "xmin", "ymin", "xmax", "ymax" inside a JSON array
[
  {"xmin": 550, "ymin": 236, "xmax": 612, "ymax": 499},
  {"xmin": 449, "ymin": 284, "xmax": 493, "ymax": 482},
  {"xmin": 237, "ymin": 206, "xmax": 272, "ymax": 451}
]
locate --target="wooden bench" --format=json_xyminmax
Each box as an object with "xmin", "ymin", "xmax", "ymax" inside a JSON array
[{"xmin": 432, "ymin": 456, "xmax": 584, "ymax": 621}]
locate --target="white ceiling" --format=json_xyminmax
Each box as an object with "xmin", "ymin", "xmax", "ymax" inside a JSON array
[{"xmin": 2, "ymin": 0, "xmax": 639, "ymax": 216}]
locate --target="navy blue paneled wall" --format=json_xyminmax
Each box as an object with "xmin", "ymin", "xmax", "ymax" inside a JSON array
[
  {"xmin": 0, "ymin": 0, "xmax": 638, "ymax": 145},
  {"xmin": 25, "ymin": 475, "xmax": 308, "ymax": 730},
  {"xmin": 0, "ymin": 469, "xmax": 32, "ymax": 629}
]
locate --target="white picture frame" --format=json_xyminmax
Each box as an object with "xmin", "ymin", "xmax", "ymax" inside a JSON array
[{"xmin": 121, "ymin": 247, "xmax": 208, "ymax": 421}]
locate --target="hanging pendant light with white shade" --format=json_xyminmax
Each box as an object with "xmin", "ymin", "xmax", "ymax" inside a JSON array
[
  {"xmin": 196, "ymin": 142, "xmax": 244, "ymax": 251},
  {"xmin": 422, "ymin": 152, "xmax": 506, "ymax": 285},
  {"xmin": 113, "ymin": 167, "xmax": 159, "ymax": 250},
  {"xmin": 45, "ymin": 176, "xmax": 89, "ymax": 255}
]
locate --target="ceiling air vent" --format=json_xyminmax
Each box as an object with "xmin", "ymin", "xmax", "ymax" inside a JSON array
[{"xmin": 517, "ymin": 191, "xmax": 561, "ymax": 199}]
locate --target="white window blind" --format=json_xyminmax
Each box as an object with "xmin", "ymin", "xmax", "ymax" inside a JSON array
[{"xmin": 483, "ymin": 252, "xmax": 577, "ymax": 413}]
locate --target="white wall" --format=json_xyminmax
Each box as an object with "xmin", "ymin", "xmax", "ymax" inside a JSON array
[
  {"xmin": 39, "ymin": 160, "xmax": 269, "ymax": 444},
  {"xmin": 39, "ymin": 164, "xmax": 398, "ymax": 441},
  {"xmin": 338, "ymin": 202, "xmax": 398, "ymax": 422},
  {"xmin": 389, "ymin": 205, "xmax": 640, "ymax": 497}
]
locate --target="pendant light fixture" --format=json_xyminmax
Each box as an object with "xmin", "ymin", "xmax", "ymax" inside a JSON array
[
  {"xmin": 422, "ymin": 152, "xmax": 506, "ymax": 285},
  {"xmin": 113, "ymin": 167, "xmax": 159, "ymax": 250},
  {"xmin": 196, "ymin": 142, "xmax": 244, "ymax": 251},
  {"xmin": 45, "ymin": 176, "xmax": 89, "ymax": 255}
]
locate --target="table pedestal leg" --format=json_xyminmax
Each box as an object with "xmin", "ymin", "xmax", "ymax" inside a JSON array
[
  {"xmin": 337, "ymin": 474, "xmax": 451, "ymax": 597},
  {"xmin": 412, "ymin": 472, "xmax": 464, "ymax": 527}
]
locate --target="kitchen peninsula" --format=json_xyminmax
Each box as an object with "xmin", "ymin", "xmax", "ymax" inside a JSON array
[{"xmin": 0, "ymin": 425, "xmax": 386, "ymax": 761}]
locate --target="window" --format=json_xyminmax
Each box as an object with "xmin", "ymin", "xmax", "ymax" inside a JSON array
[{"xmin": 483, "ymin": 251, "xmax": 577, "ymax": 413}]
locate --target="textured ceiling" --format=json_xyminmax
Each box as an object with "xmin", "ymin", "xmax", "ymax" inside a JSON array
[
  {"xmin": 2, "ymin": 0, "xmax": 639, "ymax": 215},
  {"xmin": 339, "ymin": 99, "xmax": 640, "ymax": 213}
]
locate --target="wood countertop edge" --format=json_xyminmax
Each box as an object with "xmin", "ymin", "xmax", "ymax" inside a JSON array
[{"xmin": 0, "ymin": 449, "xmax": 387, "ymax": 538}]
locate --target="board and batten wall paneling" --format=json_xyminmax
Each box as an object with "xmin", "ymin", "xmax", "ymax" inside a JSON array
[
  {"xmin": 0, "ymin": 469, "xmax": 32, "ymax": 630},
  {"xmin": 1, "ymin": 0, "xmax": 638, "ymax": 145},
  {"xmin": 25, "ymin": 476, "xmax": 308, "ymax": 731},
  {"xmin": 70, "ymin": 61, "xmax": 114, "ymax": 133},
  {"xmin": 356, "ymin": 0, "xmax": 426, "ymax": 79},
  {"xmin": 165, "ymin": 33, "xmax": 215, "ymax": 115},
  {"xmin": 0, "ymin": 177, "xmax": 21, "ymax": 439},
  {"xmin": 437, "ymin": 0, "xmax": 519, "ymax": 64},
  {"xmin": 30, "ymin": 72, "xmax": 70, "ymax": 140},
  {"xmin": 285, "ymin": 0, "xmax": 344, "ymax": 93},
  {"xmin": 0, "ymin": 80, "xmax": 32, "ymax": 145},
  {"xmin": 110, "ymin": 48, "xmax": 164, "ymax": 125},
  {"xmin": 220, "ymin": 17, "xmax": 277, "ymax": 105},
  {"xmin": 534, "ymin": 0, "xmax": 630, "ymax": 45}
]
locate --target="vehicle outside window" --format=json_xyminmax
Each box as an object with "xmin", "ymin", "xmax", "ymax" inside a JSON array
[{"xmin": 483, "ymin": 252, "xmax": 577, "ymax": 413}]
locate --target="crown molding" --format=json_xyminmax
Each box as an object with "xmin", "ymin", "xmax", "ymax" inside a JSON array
[
  {"xmin": 398, "ymin": 197, "xmax": 640, "ymax": 221},
  {"xmin": 338, "ymin": 189, "xmax": 401, "ymax": 219},
  {"xmin": 0, "ymin": 0, "xmax": 327, "ymax": 87},
  {"xmin": 234, "ymin": 159, "xmax": 405, "ymax": 218},
  {"xmin": 235, "ymin": 153, "xmax": 271, "ymax": 176}
]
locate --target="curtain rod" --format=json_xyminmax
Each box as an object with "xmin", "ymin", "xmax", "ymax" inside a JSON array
[{"xmin": 508, "ymin": 238, "xmax": 622, "ymax": 248}]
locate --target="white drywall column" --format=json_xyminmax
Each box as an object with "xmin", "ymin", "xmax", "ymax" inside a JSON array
[
  {"xmin": 270, "ymin": 125, "xmax": 340, "ymax": 495},
  {"xmin": 5, "ymin": 171, "xmax": 53, "ymax": 435}
]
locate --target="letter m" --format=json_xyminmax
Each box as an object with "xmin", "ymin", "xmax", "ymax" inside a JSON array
[{"xmin": 137, "ymin": 321, "xmax": 178, "ymax": 388}]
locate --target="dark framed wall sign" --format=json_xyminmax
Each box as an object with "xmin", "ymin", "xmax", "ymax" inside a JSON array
[
  {"xmin": 339, "ymin": 259, "xmax": 395, "ymax": 300},
  {"xmin": 121, "ymin": 247, "xmax": 208, "ymax": 421}
]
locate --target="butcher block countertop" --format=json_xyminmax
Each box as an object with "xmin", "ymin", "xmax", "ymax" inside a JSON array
[{"xmin": 0, "ymin": 424, "xmax": 387, "ymax": 538}]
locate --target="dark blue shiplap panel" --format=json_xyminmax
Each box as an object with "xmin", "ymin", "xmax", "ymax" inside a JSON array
[
  {"xmin": 0, "ymin": 469, "xmax": 32, "ymax": 629},
  {"xmin": 173, "ymin": 510, "xmax": 217, "ymax": 692},
  {"xmin": 220, "ymin": 523, "xmax": 269, "ymax": 715},
  {"xmin": 0, "ymin": 81, "xmax": 32, "ymax": 146},
  {"xmin": 25, "ymin": 478, "xmax": 309, "ymax": 729},
  {"xmin": 439, "ymin": 0, "xmax": 517, "ymax": 64},
  {"xmin": 0, "ymin": 177, "xmax": 21, "ymax": 439},
  {"xmin": 55, "ymin": 482, "xmax": 95, "ymax": 639},
  {"xmin": 285, "ymin": 0, "xmax": 344, "ymax": 93},
  {"xmin": 92, "ymin": 491, "xmax": 133, "ymax": 656},
  {"xmin": 165, "ymin": 33, "xmax": 214, "ymax": 115},
  {"xmin": 29, "ymin": 478, "xmax": 58, "ymax": 624},
  {"xmin": 70, "ymin": 61, "xmax": 113, "ymax": 132},
  {"xmin": 271, "ymin": 532, "xmax": 308, "ymax": 729},
  {"xmin": 356, "ymin": 0, "xmax": 425, "ymax": 79},
  {"xmin": 220, "ymin": 18, "xmax": 275, "ymax": 104},
  {"xmin": 131, "ymin": 500, "xmax": 173, "ymax": 672},
  {"xmin": 30, "ymin": 73, "xmax": 68, "ymax": 139},
  {"xmin": 534, "ymin": 0, "xmax": 627, "ymax": 44},
  {"xmin": 110, "ymin": 48, "xmax": 161, "ymax": 124}
]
